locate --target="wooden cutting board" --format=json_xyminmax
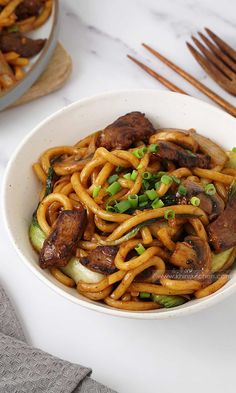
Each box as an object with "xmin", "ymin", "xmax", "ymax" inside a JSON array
[{"xmin": 10, "ymin": 42, "xmax": 72, "ymax": 108}]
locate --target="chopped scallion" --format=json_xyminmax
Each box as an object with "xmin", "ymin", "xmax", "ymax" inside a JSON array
[
  {"xmin": 204, "ymin": 183, "xmax": 216, "ymax": 195},
  {"xmin": 92, "ymin": 185, "xmax": 101, "ymax": 198},
  {"xmin": 148, "ymin": 144, "xmax": 159, "ymax": 153},
  {"xmin": 135, "ymin": 243, "xmax": 146, "ymax": 255},
  {"xmin": 142, "ymin": 180, "xmax": 150, "ymax": 190},
  {"xmin": 151, "ymin": 198, "xmax": 164, "ymax": 209},
  {"xmin": 172, "ymin": 175, "xmax": 181, "ymax": 185},
  {"xmin": 145, "ymin": 189, "xmax": 157, "ymax": 200},
  {"xmin": 138, "ymin": 194, "xmax": 148, "ymax": 204},
  {"xmin": 155, "ymin": 181, "xmax": 161, "ymax": 191},
  {"xmin": 178, "ymin": 185, "xmax": 187, "ymax": 196},
  {"xmin": 161, "ymin": 174, "xmax": 173, "ymax": 185},
  {"xmin": 123, "ymin": 173, "xmax": 131, "ymax": 180},
  {"xmin": 128, "ymin": 194, "xmax": 138, "ymax": 208},
  {"xmin": 142, "ymin": 171, "xmax": 152, "ymax": 180},
  {"xmin": 232, "ymin": 147, "xmax": 236, "ymax": 152},
  {"xmin": 114, "ymin": 200, "xmax": 131, "ymax": 213},
  {"xmin": 106, "ymin": 181, "xmax": 121, "ymax": 196},
  {"xmin": 164, "ymin": 209, "xmax": 175, "ymax": 220},
  {"xmin": 131, "ymin": 170, "xmax": 138, "ymax": 180},
  {"xmin": 108, "ymin": 174, "xmax": 119, "ymax": 184},
  {"xmin": 132, "ymin": 147, "xmax": 147, "ymax": 158},
  {"xmin": 190, "ymin": 196, "xmax": 200, "ymax": 206},
  {"xmin": 106, "ymin": 205, "xmax": 117, "ymax": 212}
]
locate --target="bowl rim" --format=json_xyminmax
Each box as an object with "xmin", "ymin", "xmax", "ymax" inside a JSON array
[
  {"xmin": 2, "ymin": 88, "xmax": 236, "ymax": 320},
  {"xmin": 0, "ymin": 0, "xmax": 59, "ymax": 110}
]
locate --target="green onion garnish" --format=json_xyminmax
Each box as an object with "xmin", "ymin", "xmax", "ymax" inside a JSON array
[
  {"xmin": 185, "ymin": 149, "xmax": 196, "ymax": 157},
  {"xmin": 140, "ymin": 292, "xmax": 151, "ymax": 299},
  {"xmin": 123, "ymin": 173, "xmax": 131, "ymax": 180},
  {"xmin": 138, "ymin": 194, "xmax": 148, "ymax": 204},
  {"xmin": 142, "ymin": 180, "xmax": 150, "ymax": 190},
  {"xmin": 172, "ymin": 175, "xmax": 181, "ymax": 185},
  {"xmin": 128, "ymin": 194, "xmax": 138, "ymax": 208},
  {"xmin": 115, "ymin": 166, "xmax": 123, "ymax": 173},
  {"xmin": 131, "ymin": 170, "xmax": 138, "ymax": 181},
  {"xmin": 106, "ymin": 181, "xmax": 121, "ymax": 196},
  {"xmin": 145, "ymin": 189, "xmax": 157, "ymax": 200},
  {"xmin": 132, "ymin": 147, "xmax": 147, "ymax": 158},
  {"xmin": 142, "ymin": 171, "xmax": 152, "ymax": 180},
  {"xmin": 190, "ymin": 196, "xmax": 200, "ymax": 206},
  {"xmin": 155, "ymin": 171, "xmax": 166, "ymax": 179},
  {"xmin": 178, "ymin": 185, "xmax": 187, "ymax": 196},
  {"xmin": 204, "ymin": 183, "xmax": 216, "ymax": 195},
  {"xmin": 114, "ymin": 200, "xmax": 131, "ymax": 213},
  {"xmin": 137, "ymin": 163, "xmax": 143, "ymax": 170},
  {"xmin": 155, "ymin": 181, "xmax": 161, "ymax": 191},
  {"xmin": 232, "ymin": 147, "xmax": 236, "ymax": 152},
  {"xmin": 148, "ymin": 144, "xmax": 159, "ymax": 153},
  {"xmin": 106, "ymin": 205, "xmax": 117, "ymax": 212},
  {"xmin": 151, "ymin": 198, "xmax": 164, "ymax": 209},
  {"xmin": 139, "ymin": 201, "xmax": 148, "ymax": 207},
  {"xmin": 135, "ymin": 243, "xmax": 146, "ymax": 255},
  {"xmin": 92, "ymin": 185, "xmax": 101, "ymax": 198},
  {"xmin": 164, "ymin": 209, "xmax": 175, "ymax": 220},
  {"xmin": 161, "ymin": 174, "xmax": 173, "ymax": 185},
  {"xmin": 108, "ymin": 174, "xmax": 119, "ymax": 184}
]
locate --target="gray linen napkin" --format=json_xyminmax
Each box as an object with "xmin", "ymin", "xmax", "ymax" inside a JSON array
[{"xmin": 0, "ymin": 285, "xmax": 116, "ymax": 393}]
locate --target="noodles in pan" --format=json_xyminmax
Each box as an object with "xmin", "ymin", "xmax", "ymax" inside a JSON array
[{"xmin": 29, "ymin": 111, "xmax": 236, "ymax": 311}]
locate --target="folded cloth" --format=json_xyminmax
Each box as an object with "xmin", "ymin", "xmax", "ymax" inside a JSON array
[{"xmin": 0, "ymin": 285, "xmax": 116, "ymax": 393}]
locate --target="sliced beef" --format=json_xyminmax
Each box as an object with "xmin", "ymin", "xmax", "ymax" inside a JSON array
[
  {"xmin": 15, "ymin": 0, "xmax": 43, "ymax": 20},
  {"xmin": 0, "ymin": 32, "xmax": 46, "ymax": 58},
  {"xmin": 207, "ymin": 184, "xmax": 236, "ymax": 252},
  {"xmin": 96, "ymin": 111, "xmax": 155, "ymax": 151},
  {"xmin": 80, "ymin": 246, "xmax": 118, "ymax": 275},
  {"xmin": 39, "ymin": 209, "xmax": 87, "ymax": 269},
  {"xmin": 154, "ymin": 140, "xmax": 210, "ymax": 168}
]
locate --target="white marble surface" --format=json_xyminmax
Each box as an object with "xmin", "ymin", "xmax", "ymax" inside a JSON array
[{"xmin": 1, "ymin": 1, "xmax": 236, "ymax": 392}]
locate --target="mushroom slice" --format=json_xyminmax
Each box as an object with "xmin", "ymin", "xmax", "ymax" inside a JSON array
[
  {"xmin": 150, "ymin": 129, "xmax": 198, "ymax": 152},
  {"xmin": 170, "ymin": 236, "xmax": 212, "ymax": 281}
]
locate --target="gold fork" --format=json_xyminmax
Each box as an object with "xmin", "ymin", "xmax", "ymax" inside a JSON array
[{"xmin": 187, "ymin": 28, "xmax": 236, "ymax": 96}]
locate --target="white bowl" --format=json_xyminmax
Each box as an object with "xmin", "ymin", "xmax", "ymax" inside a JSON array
[{"xmin": 3, "ymin": 89, "xmax": 236, "ymax": 319}]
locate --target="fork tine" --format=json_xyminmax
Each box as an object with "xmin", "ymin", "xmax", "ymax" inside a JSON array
[
  {"xmin": 191, "ymin": 35, "xmax": 234, "ymax": 80},
  {"xmin": 142, "ymin": 43, "xmax": 236, "ymax": 117},
  {"xmin": 205, "ymin": 28, "xmax": 236, "ymax": 62},
  {"xmin": 187, "ymin": 42, "xmax": 231, "ymax": 90},
  {"xmin": 127, "ymin": 55, "xmax": 187, "ymax": 94},
  {"xmin": 198, "ymin": 32, "xmax": 236, "ymax": 73}
]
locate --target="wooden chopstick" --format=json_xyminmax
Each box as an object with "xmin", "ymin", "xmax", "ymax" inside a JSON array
[
  {"xmin": 127, "ymin": 55, "xmax": 187, "ymax": 95},
  {"xmin": 141, "ymin": 43, "xmax": 236, "ymax": 117}
]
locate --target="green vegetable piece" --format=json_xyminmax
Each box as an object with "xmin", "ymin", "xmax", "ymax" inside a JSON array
[
  {"xmin": 204, "ymin": 183, "xmax": 216, "ymax": 196},
  {"xmin": 172, "ymin": 175, "xmax": 181, "ymax": 185},
  {"xmin": 139, "ymin": 292, "xmax": 151, "ymax": 299},
  {"xmin": 128, "ymin": 194, "xmax": 138, "ymax": 208},
  {"xmin": 178, "ymin": 185, "xmax": 187, "ymax": 196},
  {"xmin": 132, "ymin": 146, "xmax": 147, "ymax": 158},
  {"xmin": 190, "ymin": 196, "xmax": 200, "ymax": 206},
  {"xmin": 130, "ymin": 170, "xmax": 138, "ymax": 181},
  {"xmin": 106, "ymin": 181, "xmax": 121, "ymax": 196},
  {"xmin": 164, "ymin": 209, "xmax": 175, "ymax": 220},
  {"xmin": 123, "ymin": 173, "xmax": 131, "ymax": 180},
  {"xmin": 152, "ymin": 294, "xmax": 187, "ymax": 308},
  {"xmin": 114, "ymin": 200, "xmax": 131, "ymax": 213},
  {"xmin": 45, "ymin": 166, "xmax": 55, "ymax": 197},
  {"xmin": 7, "ymin": 25, "xmax": 19, "ymax": 33},
  {"xmin": 108, "ymin": 174, "xmax": 119, "ymax": 184},
  {"xmin": 161, "ymin": 174, "xmax": 173, "ymax": 185},
  {"xmin": 155, "ymin": 181, "xmax": 161, "ymax": 191},
  {"xmin": 92, "ymin": 184, "xmax": 101, "ymax": 198},
  {"xmin": 211, "ymin": 248, "xmax": 234, "ymax": 273},
  {"xmin": 142, "ymin": 171, "xmax": 152, "ymax": 180},
  {"xmin": 145, "ymin": 189, "xmax": 157, "ymax": 200},
  {"xmin": 29, "ymin": 216, "xmax": 46, "ymax": 252},
  {"xmin": 135, "ymin": 243, "xmax": 146, "ymax": 255},
  {"xmin": 151, "ymin": 198, "xmax": 164, "ymax": 209},
  {"xmin": 148, "ymin": 144, "xmax": 159, "ymax": 153}
]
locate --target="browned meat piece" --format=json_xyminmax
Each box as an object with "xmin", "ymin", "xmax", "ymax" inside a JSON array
[
  {"xmin": 96, "ymin": 111, "xmax": 155, "ymax": 151},
  {"xmin": 170, "ymin": 236, "xmax": 212, "ymax": 281},
  {"xmin": 154, "ymin": 140, "xmax": 210, "ymax": 168},
  {"xmin": 80, "ymin": 246, "xmax": 118, "ymax": 275},
  {"xmin": 0, "ymin": 32, "xmax": 46, "ymax": 58},
  {"xmin": 15, "ymin": 0, "xmax": 43, "ymax": 20},
  {"xmin": 207, "ymin": 183, "xmax": 236, "ymax": 251},
  {"xmin": 135, "ymin": 266, "xmax": 162, "ymax": 284},
  {"xmin": 39, "ymin": 209, "xmax": 87, "ymax": 269},
  {"xmin": 181, "ymin": 179, "xmax": 203, "ymax": 197}
]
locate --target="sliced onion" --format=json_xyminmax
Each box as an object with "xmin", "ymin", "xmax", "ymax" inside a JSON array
[
  {"xmin": 189, "ymin": 130, "xmax": 227, "ymax": 167},
  {"xmin": 61, "ymin": 258, "xmax": 104, "ymax": 284}
]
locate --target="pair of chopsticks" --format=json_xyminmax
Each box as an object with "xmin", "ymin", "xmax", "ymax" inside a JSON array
[{"xmin": 128, "ymin": 44, "xmax": 236, "ymax": 117}]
